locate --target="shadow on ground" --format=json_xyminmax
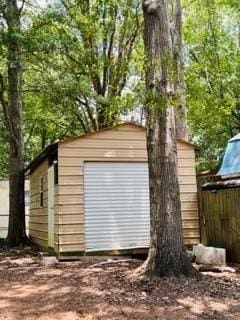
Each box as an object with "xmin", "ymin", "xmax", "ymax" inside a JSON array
[{"xmin": 0, "ymin": 248, "xmax": 240, "ymax": 320}]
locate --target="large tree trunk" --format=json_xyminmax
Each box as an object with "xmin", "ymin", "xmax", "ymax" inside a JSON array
[
  {"xmin": 171, "ymin": 0, "xmax": 188, "ymax": 140},
  {"xmin": 141, "ymin": 0, "xmax": 196, "ymax": 277},
  {"xmin": 5, "ymin": 0, "xmax": 26, "ymax": 246}
]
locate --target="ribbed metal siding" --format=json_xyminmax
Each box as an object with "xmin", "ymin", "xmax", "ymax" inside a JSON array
[{"xmin": 84, "ymin": 162, "xmax": 150, "ymax": 252}]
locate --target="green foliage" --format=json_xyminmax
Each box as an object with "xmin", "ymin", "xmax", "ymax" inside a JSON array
[
  {"xmin": 0, "ymin": 0, "xmax": 143, "ymax": 176},
  {"xmin": 183, "ymin": 0, "xmax": 240, "ymax": 170},
  {"xmin": 23, "ymin": 0, "xmax": 143, "ymax": 131},
  {"xmin": 1, "ymin": 0, "xmax": 240, "ymax": 176}
]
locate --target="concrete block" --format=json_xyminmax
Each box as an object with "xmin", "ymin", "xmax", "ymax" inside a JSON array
[
  {"xmin": 38, "ymin": 251, "xmax": 49, "ymax": 258},
  {"xmin": 193, "ymin": 244, "xmax": 226, "ymax": 266},
  {"xmin": 41, "ymin": 256, "xmax": 58, "ymax": 266}
]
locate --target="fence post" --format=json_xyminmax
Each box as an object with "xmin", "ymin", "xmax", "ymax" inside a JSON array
[{"xmin": 198, "ymin": 187, "xmax": 207, "ymax": 245}]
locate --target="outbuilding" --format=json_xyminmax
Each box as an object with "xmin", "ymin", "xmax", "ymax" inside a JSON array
[
  {"xmin": 26, "ymin": 122, "xmax": 200, "ymax": 257},
  {"xmin": 0, "ymin": 180, "xmax": 30, "ymax": 239}
]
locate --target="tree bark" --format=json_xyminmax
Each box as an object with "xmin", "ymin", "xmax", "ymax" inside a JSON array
[
  {"xmin": 171, "ymin": 0, "xmax": 188, "ymax": 140},
  {"xmin": 141, "ymin": 0, "xmax": 197, "ymax": 277},
  {"xmin": 5, "ymin": 0, "xmax": 26, "ymax": 246}
]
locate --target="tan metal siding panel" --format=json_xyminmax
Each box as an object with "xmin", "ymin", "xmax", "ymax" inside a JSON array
[
  {"xmin": 178, "ymin": 166, "xmax": 197, "ymax": 176},
  {"xmin": 181, "ymin": 210, "xmax": 199, "ymax": 219},
  {"xmin": 58, "ymin": 166, "xmax": 83, "ymax": 176},
  {"xmin": 57, "ymin": 224, "xmax": 84, "ymax": 234},
  {"xmin": 58, "ymin": 176, "xmax": 82, "ymax": 186},
  {"xmin": 57, "ymin": 194, "xmax": 84, "ymax": 205},
  {"xmin": 30, "ymin": 236, "xmax": 48, "ymax": 248},
  {"xmin": 59, "ymin": 148, "xmax": 194, "ymax": 159},
  {"xmin": 29, "ymin": 222, "xmax": 48, "ymax": 232},
  {"xmin": 58, "ymin": 234, "xmax": 84, "ymax": 244},
  {"xmin": 181, "ymin": 201, "xmax": 198, "ymax": 211},
  {"xmin": 59, "ymin": 243, "xmax": 85, "ymax": 252},
  {"xmin": 58, "ymin": 204, "xmax": 84, "ymax": 215},
  {"xmin": 179, "ymin": 184, "xmax": 198, "ymax": 193},
  {"xmin": 61, "ymin": 139, "xmax": 150, "ymax": 150},
  {"xmin": 58, "ymin": 214, "xmax": 84, "ymax": 224},
  {"xmin": 180, "ymin": 192, "xmax": 198, "ymax": 201},
  {"xmin": 182, "ymin": 219, "xmax": 199, "ymax": 229},
  {"xmin": 58, "ymin": 185, "xmax": 83, "ymax": 195},
  {"xmin": 30, "ymin": 215, "xmax": 48, "ymax": 224},
  {"xmin": 178, "ymin": 175, "xmax": 198, "ymax": 185}
]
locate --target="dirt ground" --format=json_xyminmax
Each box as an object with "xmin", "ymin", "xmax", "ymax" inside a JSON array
[{"xmin": 1, "ymin": 247, "xmax": 240, "ymax": 320}]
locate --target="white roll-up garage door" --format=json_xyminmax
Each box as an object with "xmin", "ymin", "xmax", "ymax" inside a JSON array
[{"xmin": 84, "ymin": 162, "xmax": 150, "ymax": 252}]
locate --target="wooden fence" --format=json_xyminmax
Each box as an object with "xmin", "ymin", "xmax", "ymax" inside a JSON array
[{"xmin": 199, "ymin": 187, "xmax": 240, "ymax": 262}]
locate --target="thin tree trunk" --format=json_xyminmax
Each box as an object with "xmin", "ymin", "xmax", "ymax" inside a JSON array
[
  {"xmin": 5, "ymin": 0, "xmax": 26, "ymax": 246},
  {"xmin": 41, "ymin": 128, "xmax": 47, "ymax": 150},
  {"xmin": 141, "ymin": 0, "xmax": 197, "ymax": 277},
  {"xmin": 97, "ymin": 101, "xmax": 118, "ymax": 130},
  {"xmin": 171, "ymin": 0, "xmax": 188, "ymax": 140}
]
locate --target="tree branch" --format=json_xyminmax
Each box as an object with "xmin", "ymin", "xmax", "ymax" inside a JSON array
[
  {"xmin": 18, "ymin": 0, "xmax": 26, "ymax": 14},
  {"xmin": 0, "ymin": 74, "xmax": 10, "ymax": 130}
]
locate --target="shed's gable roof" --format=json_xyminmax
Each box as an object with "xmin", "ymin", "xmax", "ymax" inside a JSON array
[
  {"xmin": 59, "ymin": 122, "xmax": 144, "ymax": 146},
  {"xmin": 59, "ymin": 122, "xmax": 198, "ymax": 149},
  {"xmin": 26, "ymin": 122, "xmax": 197, "ymax": 174}
]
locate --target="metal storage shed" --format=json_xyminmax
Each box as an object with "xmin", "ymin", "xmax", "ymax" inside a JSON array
[{"xmin": 26, "ymin": 122, "xmax": 200, "ymax": 256}]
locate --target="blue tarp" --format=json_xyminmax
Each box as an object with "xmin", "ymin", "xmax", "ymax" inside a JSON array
[{"xmin": 218, "ymin": 133, "xmax": 240, "ymax": 175}]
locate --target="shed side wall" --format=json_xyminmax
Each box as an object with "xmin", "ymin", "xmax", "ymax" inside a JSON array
[
  {"xmin": 29, "ymin": 160, "xmax": 59, "ymax": 253},
  {"xmin": 57, "ymin": 124, "xmax": 199, "ymax": 253},
  {"xmin": 29, "ymin": 160, "xmax": 48, "ymax": 249}
]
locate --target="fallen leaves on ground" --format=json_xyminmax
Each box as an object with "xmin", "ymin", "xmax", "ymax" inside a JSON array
[{"xmin": 0, "ymin": 247, "xmax": 240, "ymax": 320}]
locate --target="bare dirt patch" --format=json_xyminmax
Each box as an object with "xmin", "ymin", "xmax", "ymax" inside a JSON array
[{"xmin": 1, "ymin": 247, "xmax": 240, "ymax": 320}]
